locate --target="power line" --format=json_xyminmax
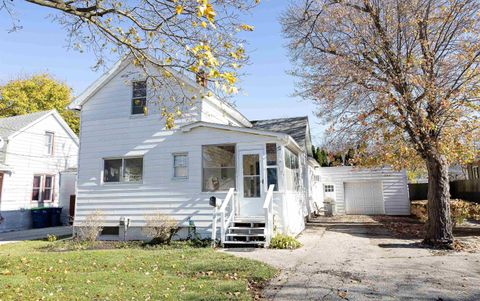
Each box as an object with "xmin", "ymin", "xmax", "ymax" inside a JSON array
[{"xmin": 0, "ymin": 150, "xmax": 78, "ymax": 159}]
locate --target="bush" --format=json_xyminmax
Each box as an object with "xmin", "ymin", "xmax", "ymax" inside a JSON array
[
  {"xmin": 75, "ymin": 210, "xmax": 104, "ymax": 242},
  {"xmin": 269, "ymin": 234, "xmax": 302, "ymax": 249},
  {"xmin": 142, "ymin": 213, "xmax": 179, "ymax": 245},
  {"xmin": 46, "ymin": 234, "xmax": 57, "ymax": 242}
]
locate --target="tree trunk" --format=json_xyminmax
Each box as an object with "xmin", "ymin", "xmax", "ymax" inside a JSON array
[{"xmin": 424, "ymin": 153, "xmax": 454, "ymax": 247}]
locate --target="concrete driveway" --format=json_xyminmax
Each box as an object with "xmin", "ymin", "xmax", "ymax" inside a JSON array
[
  {"xmin": 0, "ymin": 226, "xmax": 72, "ymax": 245},
  {"xmin": 225, "ymin": 224, "xmax": 480, "ymax": 301}
]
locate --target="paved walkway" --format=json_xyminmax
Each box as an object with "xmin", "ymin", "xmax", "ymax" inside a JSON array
[
  {"xmin": 224, "ymin": 224, "xmax": 480, "ymax": 301},
  {"xmin": 0, "ymin": 226, "xmax": 72, "ymax": 245}
]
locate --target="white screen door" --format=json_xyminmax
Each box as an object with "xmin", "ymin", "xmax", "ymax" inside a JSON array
[{"xmin": 238, "ymin": 150, "xmax": 264, "ymax": 216}]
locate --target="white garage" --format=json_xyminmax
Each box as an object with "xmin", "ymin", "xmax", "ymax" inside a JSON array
[
  {"xmin": 318, "ymin": 167, "xmax": 410, "ymax": 216},
  {"xmin": 344, "ymin": 182, "xmax": 385, "ymax": 215}
]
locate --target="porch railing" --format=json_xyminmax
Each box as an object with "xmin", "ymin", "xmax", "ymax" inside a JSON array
[
  {"xmin": 211, "ymin": 188, "xmax": 235, "ymax": 246},
  {"xmin": 263, "ymin": 184, "xmax": 275, "ymax": 247}
]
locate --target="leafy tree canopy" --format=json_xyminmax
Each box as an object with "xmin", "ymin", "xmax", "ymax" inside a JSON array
[{"xmin": 0, "ymin": 74, "xmax": 79, "ymax": 134}]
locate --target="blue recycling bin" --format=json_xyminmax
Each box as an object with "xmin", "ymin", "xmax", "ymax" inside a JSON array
[
  {"xmin": 31, "ymin": 208, "xmax": 49, "ymax": 228},
  {"xmin": 49, "ymin": 207, "xmax": 63, "ymax": 227}
]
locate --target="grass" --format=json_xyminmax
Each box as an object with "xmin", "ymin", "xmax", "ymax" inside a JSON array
[{"xmin": 0, "ymin": 240, "xmax": 277, "ymax": 301}]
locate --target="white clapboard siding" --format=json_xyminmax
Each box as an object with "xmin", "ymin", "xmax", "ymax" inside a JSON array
[
  {"xmin": 1, "ymin": 113, "xmax": 78, "ymax": 211},
  {"xmin": 318, "ymin": 166, "xmax": 410, "ymax": 215},
  {"xmin": 75, "ymin": 124, "xmax": 288, "ymax": 234}
]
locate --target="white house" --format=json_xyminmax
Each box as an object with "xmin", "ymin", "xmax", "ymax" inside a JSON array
[
  {"xmin": 69, "ymin": 58, "xmax": 409, "ymax": 246},
  {"xmin": 0, "ymin": 110, "xmax": 79, "ymax": 232}
]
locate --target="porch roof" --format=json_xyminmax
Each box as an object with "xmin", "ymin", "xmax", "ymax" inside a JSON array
[
  {"xmin": 250, "ymin": 116, "xmax": 313, "ymax": 156},
  {"xmin": 181, "ymin": 121, "xmax": 303, "ymax": 153}
]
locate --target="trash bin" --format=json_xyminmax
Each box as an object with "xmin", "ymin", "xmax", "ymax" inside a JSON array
[
  {"xmin": 31, "ymin": 208, "xmax": 49, "ymax": 228},
  {"xmin": 49, "ymin": 207, "xmax": 63, "ymax": 227},
  {"xmin": 324, "ymin": 202, "xmax": 335, "ymax": 217}
]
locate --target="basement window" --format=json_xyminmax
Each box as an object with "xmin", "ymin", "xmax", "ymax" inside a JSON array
[{"xmin": 101, "ymin": 227, "xmax": 120, "ymax": 236}]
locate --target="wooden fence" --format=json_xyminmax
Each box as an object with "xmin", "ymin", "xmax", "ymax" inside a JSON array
[{"xmin": 408, "ymin": 179, "xmax": 480, "ymax": 203}]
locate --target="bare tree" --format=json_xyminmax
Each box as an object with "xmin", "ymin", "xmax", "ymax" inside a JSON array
[
  {"xmin": 1, "ymin": 0, "xmax": 258, "ymax": 127},
  {"xmin": 282, "ymin": 0, "xmax": 480, "ymax": 247}
]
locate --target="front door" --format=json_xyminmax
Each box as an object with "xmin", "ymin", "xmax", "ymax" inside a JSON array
[{"xmin": 238, "ymin": 150, "xmax": 264, "ymax": 217}]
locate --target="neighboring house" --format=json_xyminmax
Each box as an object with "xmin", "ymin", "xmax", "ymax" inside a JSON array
[
  {"xmin": 69, "ymin": 58, "xmax": 409, "ymax": 246},
  {"xmin": 0, "ymin": 110, "xmax": 79, "ymax": 232}
]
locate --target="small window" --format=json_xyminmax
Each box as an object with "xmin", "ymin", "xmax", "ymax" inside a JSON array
[
  {"xmin": 132, "ymin": 81, "xmax": 147, "ymax": 115},
  {"xmin": 173, "ymin": 153, "xmax": 188, "ymax": 178},
  {"xmin": 103, "ymin": 157, "xmax": 143, "ymax": 183},
  {"xmin": 43, "ymin": 175, "xmax": 54, "ymax": 201},
  {"xmin": 32, "ymin": 176, "xmax": 42, "ymax": 201},
  {"xmin": 266, "ymin": 143, "xmax": 278, "ymax": 191},
  {"xmin": 101, "ymin": 227, "xmax": 120, "ymax": 236},
  {"xmin": 45, "ymin": 132, "xmax": 54, "ymax": 155},
  {"xmin": 104, "ymin": 159, "xmax": 122, "ymax": 182},
  {"xmin": 324, "ymin": 185, "xmax": 334, "ymax": 192},
  {"xmin": 32, "ymin": 175, "xmax": 54, "ymax": 202}
]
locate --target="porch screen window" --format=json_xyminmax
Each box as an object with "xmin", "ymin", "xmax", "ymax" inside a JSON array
[
  {"xmin": 132, "ymin": 81, "xmax": 147, "ymax": 115},
  {"xmin": 104, "ymin": 157, "xmax": 143, "ymax": 183},
  {"xmin": 173, "ymin": 153, "xmax": 188, "ymax": 178},
  {"xmin": 266, "ymin": 143, "xmax": 278, "ymax": 191},
  {"xmin": 32, "ymin": 175, "xmax": 54, "ymax": 202},
  {"xmin": 202, "ymin": 145, "xmax": 235, "ymax": 191},
  {"xmin": 284, "ymin": 148, "xmax": 300, "ymax": 191}
]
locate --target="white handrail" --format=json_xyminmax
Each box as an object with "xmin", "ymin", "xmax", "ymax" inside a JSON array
[
  {"xmin": 211, "ymin": 188, "xmax": 235, "ymax": 246},
  {"xmin": 263, "ymin": 185, "xmax": 275, "ymax": 247}
]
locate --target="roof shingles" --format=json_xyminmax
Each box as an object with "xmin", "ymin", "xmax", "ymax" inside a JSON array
[{"xmin": 250, "ymin": 116, "xmax": 312, "ymax": 155}]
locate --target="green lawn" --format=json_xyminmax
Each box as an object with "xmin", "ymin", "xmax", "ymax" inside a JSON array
[{"xmin": 0, "ymin": 240, "xmax": 277, "ymax": 301}]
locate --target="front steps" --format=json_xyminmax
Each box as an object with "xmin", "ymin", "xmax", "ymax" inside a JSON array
[{"xmin": 223, "ymin": 217, "xmax": 266, "ymax": 247}]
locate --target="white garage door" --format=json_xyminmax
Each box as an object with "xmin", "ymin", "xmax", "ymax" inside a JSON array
[{"xmin": 345, "ymin": 182, "xmax": 385, "ymax": 215}]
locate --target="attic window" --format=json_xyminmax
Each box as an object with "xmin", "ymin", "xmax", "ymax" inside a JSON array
[{"xmin": 132, "ymin": 81, "xmax": 147, "ymax": 115}]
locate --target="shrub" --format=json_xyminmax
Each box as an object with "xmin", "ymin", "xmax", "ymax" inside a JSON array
[
  {"xmin": 75, "ymin": 210, "xmax": 104, "ymax": 242},
  {"xmin": 142, "ymin": 213, "xmax": 179, "ymax": 245},
  {"xmin": 46, "ymin": 234, "xmax": 57, "ymax": 242},
  {"xmin": 269, "ymin": 234, "xmax": 302, "ymax": 249}
]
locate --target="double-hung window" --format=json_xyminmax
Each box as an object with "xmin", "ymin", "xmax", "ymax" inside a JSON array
[
  {"xmin": 104, "ymin": 157, "xmax": 143, "ymax": 183},
  {"xmin": 132, "ymin": 81, "xmax": 147, "ymax": 115},
  {"xmin": 173, "ymin": 153, "xmax": 188, "ymax": 179},
  {"xmin": 32, "ymin": 175, "xmax": 54, "ymax": 202},
  {"xmin": 45, "ymin": 132, "xmax": 54, "ymax": 155},
  {"xmin": 266, "ymin": 143, "xmax": 279, "ymax": 191}
]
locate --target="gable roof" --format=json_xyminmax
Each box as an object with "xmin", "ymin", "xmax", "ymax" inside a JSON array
[
  {"xmin": 250, "ymin": 116, "xmax": 313, "ymax": 156},
  {"xmin": 68, "ymin": 57, "xmax": 252, "ymax": 127},
  {"xmin": 0, "ymin": 110, "xmax": 79, "ymax": 164}
]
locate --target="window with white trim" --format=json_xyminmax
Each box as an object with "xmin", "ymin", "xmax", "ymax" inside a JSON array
[
  {"xmin": 173, "ymin": 153, "xmax": 188, "ymax": 179},
  {"xmin": 202, "ymin": 144, "xmax": 236, "ymax": 192},
  {"xmin": 324, "ymin": 185, "xmax": 334, "ymax": 192},
  {"xmin": 266, "ymin": 143, "xmax": 278, "ymax": 191},
  {"xmin": 132, "ymin": 81, "xmax": 147, "ymax": 115},
  {"xmin": 45, "ymin": 132, "xmax": 54, "ymax": 155},
  {"xmin": 103, "ymin": 157, "xmax": 143, "ymax": 183},
  {"xmin": 32, "ymin": 175, "xmax": 54, "ymax": 202}
]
